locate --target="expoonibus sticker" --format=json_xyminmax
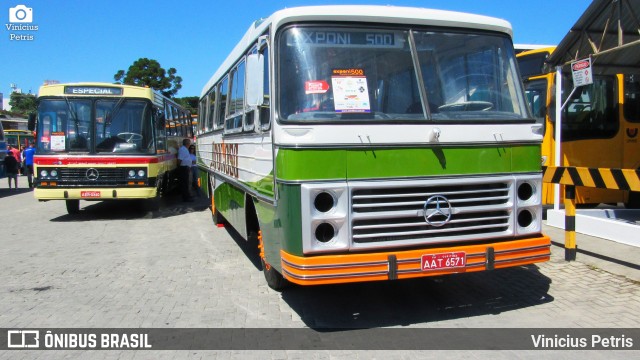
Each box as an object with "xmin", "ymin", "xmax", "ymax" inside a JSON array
[{"xmin": 331, "ymin": 68, "xmax": 371, "ymax": 113}]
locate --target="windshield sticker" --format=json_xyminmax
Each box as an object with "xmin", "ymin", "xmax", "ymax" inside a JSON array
[
  {"xmin": 51, "ymin": 132, "xmax": 66, "ymax": 151},
  {"xmin": 305, "ymin": 80, "xmax": 330, "ymax": 94},
  {"xmin": 331, "ymin": 69, "xmax": 371, "ymax": 113}
]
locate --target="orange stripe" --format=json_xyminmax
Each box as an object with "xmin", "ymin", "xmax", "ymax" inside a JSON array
[{"xmin": 280, "ymin": 236, "xmax": 551, "ymax": 286}]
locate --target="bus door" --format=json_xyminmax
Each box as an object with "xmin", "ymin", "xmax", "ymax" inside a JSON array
[
  {"xmin": 523, "ymin": 76, "xmax": 554, "ymax": 203},
  {"xmin": 561, "ymin": 75, "xmax": 624, "ymax": 204},
  {"xmin": 623, "ymin": 74, "xmax": 640, "ymax": 169}
]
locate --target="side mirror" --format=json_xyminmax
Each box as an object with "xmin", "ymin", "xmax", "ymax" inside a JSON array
[
  {"xmin": 245, "ymin": 53, "xmax": 264, "ymax": 107},
  {"xmin": 28, "ymin": 113, "xmax": 36, "ymax": 131}
]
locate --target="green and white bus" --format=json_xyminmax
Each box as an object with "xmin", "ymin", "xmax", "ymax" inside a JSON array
[{"xmin": 197, "ymin": 5, "xmax": 551, "ymax": 290}]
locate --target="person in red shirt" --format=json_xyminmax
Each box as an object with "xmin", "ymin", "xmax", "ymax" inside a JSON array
[{"xmin": 7, "ymin": 145, "xmax": 22, "ymax": 176}]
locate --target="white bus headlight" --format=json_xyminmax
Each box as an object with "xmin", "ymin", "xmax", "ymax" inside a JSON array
[
  {"xmin": 515, "ymin": 176, "xmax": 542, "ymax": 235},
  {"xmin": 301, "ymin": 183, "xmax": 349, "ymax": 253}
]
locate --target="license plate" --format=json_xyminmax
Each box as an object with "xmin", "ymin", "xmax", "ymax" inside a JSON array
[
  {"xmin": 81, "ymin": 191, "xmax": 101, "ymax": 198},
  {"xmin": 421, "ymin": 251, "xmax": 466, "ymax": 271}
]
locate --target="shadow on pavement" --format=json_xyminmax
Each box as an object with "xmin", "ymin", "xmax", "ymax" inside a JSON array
[
  {"xmin": 279, "ymin": 265, "xmax": 553, "ymax": 329},
  {"xmin": 48, "ymin": 192, "xmax": 210, "ymax": 222},
  {"xmin": 0, "ymin": 187, "xmax": 32, "ymax": 198},
  {"xmin": 218, "ymin": 217, "xmax": 554, "ymax": 329}
]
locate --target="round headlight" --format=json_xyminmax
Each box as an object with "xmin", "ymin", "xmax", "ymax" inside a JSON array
[
  {"xmin": 518, "ymin": 209, "xmax": 534, "ymax": 228},
  {"xmin": 518, "ymin": 182, "xmax": 534, "ymax": 201},
  {"xmin": 315, "ymin": 223, "xmax": 335, "ymax": 243},
  {"xmin": 314, "ymin": 192, "xmax": 335, "ymax": 213},
  {"xmin": 128, "ymin": 170, "xmax": 136, "ymax": 177},
  {"xmin": 40, "ymin": 170, "xmax": 48, "ymax": 177},
  {"xmin": 137, "ymin": 170, "xmax": 146, "ymax": 177},
  {"xmin": 50, "ymin": 170, "xmax": 58, "ymax": 177}
]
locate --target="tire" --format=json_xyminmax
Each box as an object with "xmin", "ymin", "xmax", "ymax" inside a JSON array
[
  {"xmin": 257, "ymin": 230, "xmax": 289, "ymax": 291},
  {"xmin": 145, "ymin": 195, "xmax": 161, "ymax": 212},
  {"xmin": 626, "ymin": 191, "xmax": 640, "ymax": 209},
  {"xmin": 65, "ymin": 199, "xmax": 80, "ymax": 214}
]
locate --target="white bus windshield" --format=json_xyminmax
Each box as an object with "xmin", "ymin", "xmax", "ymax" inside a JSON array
[
  {"xmin": 37, "ymin": 99, "xmax": 156, "ymax": 154},
  {"xmin": 278, "ymin": 26, "xmax": 528, "ymax": 122}
]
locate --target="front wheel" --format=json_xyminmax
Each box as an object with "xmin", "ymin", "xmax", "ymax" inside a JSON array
[
  {"xmin": 65, "ymin": 199, "xmax": 80, "ymax": 214},
  {"xmin": 257, "ymin": 230, "xmax": 289, "ymax": 291}
]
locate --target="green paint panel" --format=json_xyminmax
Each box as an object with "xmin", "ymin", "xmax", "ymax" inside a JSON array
[
  {"xmin": 511, "ymin": 145, "xmax": 542, "ymax": 172},
  {"xmin": 276, "ymin": 149, "xmax": 346, "ymax": 181},
  {"xmin": 215, "ymin": 181, "xmax": 245, "ymax": 228},
  {"xmin": 276, "ymin": 145, "xmax": 540, "ymax": 181},
  {"xmin": 275, "ymin": 183, "xmax": 304, "ymax": 257}
]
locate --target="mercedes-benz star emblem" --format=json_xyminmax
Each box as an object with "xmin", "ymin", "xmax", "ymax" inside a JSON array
[
  {"xmin": 423, "ymin": 195, "xmax": 452, "ymax": 227},
  {"xmin": 86, "ymin": 168, "xmax": 100, "ymax": 181}
]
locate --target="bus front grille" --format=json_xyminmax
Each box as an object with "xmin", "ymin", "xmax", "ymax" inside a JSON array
[
  {"xmin": 350, "ymin": 178, "xmax": 513, "ymax": 246},
  {"xmin": 43, "ymin": 168, "xmax": 131, "ymax": 187}
]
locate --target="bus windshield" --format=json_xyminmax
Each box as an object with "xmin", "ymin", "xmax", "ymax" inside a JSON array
[
  {"xmin": 278, "ymin": 26, "xmax": 528, "ymax": 122},
  {"xmin": 37, "ymin": 98, "xmax": 155, "ymax": 154}
]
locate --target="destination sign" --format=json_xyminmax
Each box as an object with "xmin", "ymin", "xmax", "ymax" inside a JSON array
[
  {"xmin": 64, "ymin": 86, "xmax": 123, "ymax": 95},
  {"xmin": 287, "ymin": 29, "xmax": 403, "ymax": 48}
]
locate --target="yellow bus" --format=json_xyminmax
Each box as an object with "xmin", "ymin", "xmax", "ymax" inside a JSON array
[
  {"xmin": 30, "ymin": 82, "xmax": 193, "ymax": 214},
  {"xmin": 4, "ymin": 129, "xmax": 35, "ymax": 151},
  {"xmin": 517, "ymin": 47, "xmax": 640, "ymax": 207}
]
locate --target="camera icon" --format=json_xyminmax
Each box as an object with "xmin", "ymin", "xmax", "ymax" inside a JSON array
[{"xmin": 9, "ymin": 5, "xmax": 33, "ymax": 23}]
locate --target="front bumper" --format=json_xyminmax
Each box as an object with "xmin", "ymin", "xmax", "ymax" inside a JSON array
[
  {"xmin": 281, "ymin": 235, "xmax": 551, "ymax": 285},
  {"xmin": 34, "ymin": 187, "xmax": 157, "ymax": 200}
]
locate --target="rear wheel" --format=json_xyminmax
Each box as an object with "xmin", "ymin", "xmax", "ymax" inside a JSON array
[
  {"xmin": 210, "ymin": 185, "xmax": 226, "ymax": 226},
  {"xmin": 65, "ymin": 199, "xmax": 80, "ymax": 214}
]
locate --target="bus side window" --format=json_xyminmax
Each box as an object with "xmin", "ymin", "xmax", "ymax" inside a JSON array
[
  {"xmin": 259, "ymin": 43, "xmax": 271, "ymax": 131},
  {"xmin": 217, "ymin": 77, "xmax": 228, "ymax": 130}
]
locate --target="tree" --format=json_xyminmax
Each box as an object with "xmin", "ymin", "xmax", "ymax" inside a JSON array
[
  {"xmin": 175, "ymin": 96, "xmax": 199, "ymax": 115},
  {"xmin": 114, "ymin": 58, "xmax": 182, "ymax": 97},
  {"xmin": 8, "ymin": 92, "xmax": 37, "ymax": 115}
]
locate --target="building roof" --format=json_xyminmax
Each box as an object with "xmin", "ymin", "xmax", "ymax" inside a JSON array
[{"xmin": 546, "ymin": 0, "xmax": 640, "ymax": 74}]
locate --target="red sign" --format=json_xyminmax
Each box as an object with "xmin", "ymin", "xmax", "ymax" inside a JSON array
[
  {"xmin": 572, "ymin": 60, "xmax": 590, "ymax": 71},
  {"xmin": 81, "ymin": 191, "xmax": 101, "ymax": 198},
  {"xmin": 421, "ymin": 252, "xmax": 466, "ymax": 271},
  {"xmin": 305, "ymin": 80, "xmax": 329, "ymax": 94}
]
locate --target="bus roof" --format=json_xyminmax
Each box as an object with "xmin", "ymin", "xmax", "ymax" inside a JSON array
[
  {"xmin": 201, "ymin": 5, "xmax": 514, "ymax": 97},
  {"xmin": 38, "ymin": 82, "xmax": 154, "ymax": 98},
  {"xmin": 516, "ymin": 46, "xmax": 557, "ymax": 58},
  {"xmin": 37, "ymin": 82, "xmax": 185, "ymax": 110}
]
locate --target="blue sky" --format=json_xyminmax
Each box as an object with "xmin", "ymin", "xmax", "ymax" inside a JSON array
[{"xmin": 1, "ymin": 0, "xmax": 591, "ymax": 100}]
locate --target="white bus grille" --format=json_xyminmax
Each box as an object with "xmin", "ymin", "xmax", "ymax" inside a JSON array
[{"xmin": 350, "ymin": 178, "xmax": 514, "ymax": 246}]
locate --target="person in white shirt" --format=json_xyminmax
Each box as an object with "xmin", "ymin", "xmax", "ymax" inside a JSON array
[{"xmin": 189, "ymin": 144, "xmax": 201, "ymax": 197}]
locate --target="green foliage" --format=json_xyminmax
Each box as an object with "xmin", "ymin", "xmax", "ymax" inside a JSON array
[
  {"xmin": 114, "ymin": 58, "xmax": 182, "ymax": 97},
  {"xmin": 175, "ymin": 96, "xmax": 199, "ymax": 115},
  {"xmin": 8, "ymin": 92, "xmax": 37, "ymax": 115}
]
